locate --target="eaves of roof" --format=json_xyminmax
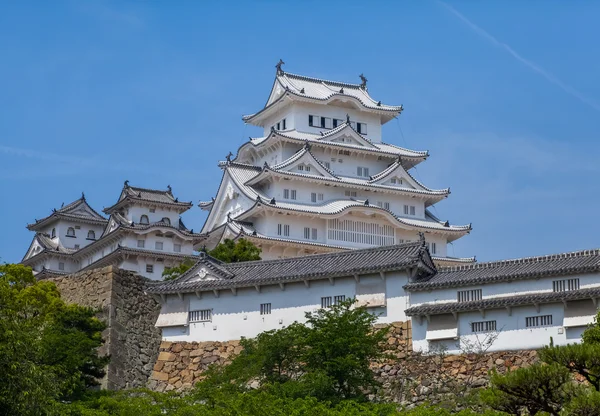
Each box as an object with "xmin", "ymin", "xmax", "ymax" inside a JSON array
[
  {"xmin": 405, "ymin": 286, "xmax": 600, "ymax": 316},
  {"xmin": 242, "ymin": 89, "xmax": 402, "ymax": 125},
  {"xmin": 27, "ymin": 212, "xmax": 108, "ymax": 231},
  {"xmin": 234, "ymin": 127, "xmax": 428, "ymax": 166},
  {"xmin": 103, "ymin": 197, "xmax": 193, "ymax": 214},
  {"xmin": 237, "ymin": 198, "xmax": 471, "ymax": 235}
]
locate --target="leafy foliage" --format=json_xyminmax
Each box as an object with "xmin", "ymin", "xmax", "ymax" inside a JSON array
[
  {"xmin": 481, "ymin": 363, "xmax": 574, "ymax": 416},
  {"xmin": 208, "ymin": 238, "xmax": 261, "ymax": 263},
  {"xmin": 0, "ymin": 264, "xmax": 108, "ymax": 416},
  {"xmin": 193, "ymin": 299, "xmax": 388, "ymax": 403},
  {"xmin": 162, "ymin": 258, "xmax": 195, "ymax": 281}
]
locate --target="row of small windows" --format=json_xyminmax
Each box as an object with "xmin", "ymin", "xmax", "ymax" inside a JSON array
[
  {"xmin": 308, "ymin": 115, "xmax": 367, "ymax": 134},
  {"xmin": 272, "ymin": 118, "xmax": 287, "ymax": 131},
  {"xmin": 471, "ymin": 315, "xmax": 553, "ymax": 333},
  {"xmin": 139, "ymin": 215, "xmax": 171, "ymax": 226},
  {"xmin": 553, "ymin": 278, "xmax": 580, "ymax": 292},
  {"xmin": 525, "ymin": 315, "xmax": 553, "ymax": 328},
  {"xmin": 137, "ymin": 240, "xmax": 182, "ymax": 252},
  {"xmin": 471, "ymin": 320, "xmax": 496, "ymax": 333},
  {"xmin": 459, "ymin": 278, "xmax": 582, "ymax": 304},
  {"xmin": 403, "ymin": 205, "xmax": 416, "ymax": 216},
  {"xmin": 283, "ymin": 189, "xmax": 324, "ymax": 203},
  {"xmin": 457, "ymin": 289, "xmax": 482, "ymax": 303},
  {"xmin": 277, "ymin": 224, "xmax": 290, "ymax": 237},
  {"xmin": 283, "ymin": 189, "xmax": 297, "ymax": 200},
  {"xmin": 189, "ymin": 297, "xmax": 345, "ymax": 323},
  {"xmin": 356, "ymin": 166, "xmax": 370, "ymax": 178},
  {"xmin": 59, "ymin": 227, "xmax": 96, "ymax": 241},
  {"xmin": 303, "ymin": 227, "xmax": 318, "ymax": 240}
]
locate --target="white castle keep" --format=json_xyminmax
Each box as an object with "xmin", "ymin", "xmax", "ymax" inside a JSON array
[{"xmin": 200, "ymin": 62, "xmax": 472, "ymax": 266}]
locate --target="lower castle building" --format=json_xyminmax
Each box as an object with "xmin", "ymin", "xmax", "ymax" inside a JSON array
[
  {"xmin": 21, "ymin": 182, "xmax": 202, "ymax": 280},
  {"xmin": 147, "ymin": 240, "xmax": 600, "ymax": 353}
]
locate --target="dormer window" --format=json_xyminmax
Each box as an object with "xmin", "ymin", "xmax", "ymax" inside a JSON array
[
  {"xmin": 161, "ymin": 217, "xmax": 171, "ymax": 226},
  {"xmin": 140, "ymin": 215, "xmax": 149, "ymax": 225},
  {"xmin": 51, "ymin": 228, "xmax": 56, "ymax": 238},
  {"xmin": 87, "ymin": 230, "xmax": 96, "ymax": 240},
  {"xmin": 66, "ymin": 227, "xmax": 76, "ymax": 237}
]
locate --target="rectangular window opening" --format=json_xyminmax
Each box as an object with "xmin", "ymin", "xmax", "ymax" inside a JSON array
[
  {"xmin": 260, "ymin": 303, "xmax": 272, "ymax": 315},
  {"xmin": 321, "ymin": 296, "xmax": 332, "ymax": 308},
  {"xmin": 189, "ymin": 309, "xmax": 212, "ymax": 323},
  {"xmin": 457, "ymin": 289, "xmax": 482, "ymax": 303}
]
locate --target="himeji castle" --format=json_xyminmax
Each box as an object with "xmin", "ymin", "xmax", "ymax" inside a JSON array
[
  {"xmin": 22, "ymin": 182, "xmax": 201, "ymax": 280},
  {"xmin": 200, "ymin": 62, "xmax": 472, "ymax": 265}
]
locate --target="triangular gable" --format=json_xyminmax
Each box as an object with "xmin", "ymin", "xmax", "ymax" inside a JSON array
[
  {"xmin": 265, "ymin": 77, "xmax": 287, "ymax": 107},
  {"xmin": 102, "ymin": 216, "xmax": 122, "ymax": 237},
  {"xmin": 22, "ymin": 236, "xmax": 46, "ymax": 261},
  {"xmin": 61, "ymin": 199, "xmax": 105, "ymax": 220},
  {"xmin": 272, "ymin": 147, "xmax": 338, "ymax": 179},
  {"xmin": 201, "ymin": 168, "xmax": 260, "ymax": 234},
  {"xmin": 370, "ymin": 162, "xmax": 428, "ymax": 192},
  {"xmin": 318, "ymin": 123, "xmax": 377, "ymax": 149}
]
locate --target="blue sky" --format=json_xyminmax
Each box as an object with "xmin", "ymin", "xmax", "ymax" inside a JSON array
[{"xmin": 1, "ymin": 1, "xmax": 599, "ymax": 264}]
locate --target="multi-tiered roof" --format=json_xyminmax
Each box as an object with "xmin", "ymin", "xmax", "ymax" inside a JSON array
[{"xmin": 200, "ymin": 63, "xmax": 473, "ymax": 264}]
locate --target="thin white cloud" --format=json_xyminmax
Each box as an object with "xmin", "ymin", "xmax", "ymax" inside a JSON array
[{"xmin": 438, "ymin": 1, "xmax": 600, "ymax": 113}]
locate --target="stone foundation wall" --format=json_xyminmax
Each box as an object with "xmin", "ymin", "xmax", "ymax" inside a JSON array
[
  {"xmin": 148, "ymin": 319, "xmax": 539, "ymax": 407},
  {"xmin": 48, "ymin": 266, "xmax": 162, "ymax": 390},
  {"xmin": 149, "ymin": 320, "xmax": 413, "ymax": 392}
]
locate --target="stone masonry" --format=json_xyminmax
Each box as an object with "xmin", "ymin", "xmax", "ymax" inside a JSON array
[{"xmin": 48, "ymin": 266, "xmax": 162, "ymax": 390}]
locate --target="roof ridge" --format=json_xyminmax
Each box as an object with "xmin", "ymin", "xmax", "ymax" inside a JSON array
[
  {"xmin": 223, "ymin": 240, "xmax": 423, "ymax": 270},
  {"xmin": 439, "ymin": 248, "xmax": 600, "ymax": 273},
  {"xmin": 127, "ymin": 185, "xmax": 172, "ymax": 195},
  {"xmin": 282, "ymin": 72, "xmax": 363, "ymax": 90}
]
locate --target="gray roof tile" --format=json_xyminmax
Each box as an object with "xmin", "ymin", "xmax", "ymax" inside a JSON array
[
  {"xmin": 405, "ymin": 249, "xmax": 600, "ymax": 291},
  {"xmin": 146, "ymin": 240, "xmax": 436, "ymax": 294}
]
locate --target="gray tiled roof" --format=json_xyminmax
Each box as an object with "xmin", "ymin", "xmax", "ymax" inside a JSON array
[
  {"xmin": 405, "ymin": 249, "xmax": 600, "ymax": 291},
  {"xmin": 28, "ymin": 195, "xmax": 107, "ymax": 230},
  {"xmin": 146, "ymin": 240, "xmax": 436, "ymax": 294},
  {"xmin": 405, "ymin": 286, "xmax": 600, "ymax": 316},
  {"xmin": 103, "ymin": 182, "xmax": 193, "ymax": 214},
  {"xmin": 243, "ymin": 72, "xmax": 403, "ymax": 124}
]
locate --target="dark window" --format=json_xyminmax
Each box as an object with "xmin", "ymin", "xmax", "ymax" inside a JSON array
[
  {"xmin": 320, "ymin": 117, "xmax": 326, "ymax": 128},
  {"xmin": 308, "ymin": 115, "xmax": 314, "ymax": 126},
  {"xmin": 260, "ymin": 303, "xmax": 272, "ymax": 315},
  {"xmin": 146, "ymin": 264, "xmax": 154, "ymax": 273},
  {"xmin": 282, "ymin": 119, "xmax": 286, "ymax": 129},
  {"xmin": 51, "ymin": 228, "xmax": 56, "ymax": 238}
]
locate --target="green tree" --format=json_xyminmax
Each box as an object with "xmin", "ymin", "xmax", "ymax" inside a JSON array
[
  {"xmin": 162, "ymin": 259, "xmax": 195, "ymax": 281},
  {"xmin": 0, "ymin": 264, "xmax": 108, "ymax": 415},
  {"xmin": 480, "ymin": 363, "xmax": 575, "ymax": 416},
  {"xmin": 208, "ymin": 239, "xmax": 261, "ymax": 263},
  {"xmin": 196, "ymin": 299, "xmax": 388, "ymax": 403}
]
